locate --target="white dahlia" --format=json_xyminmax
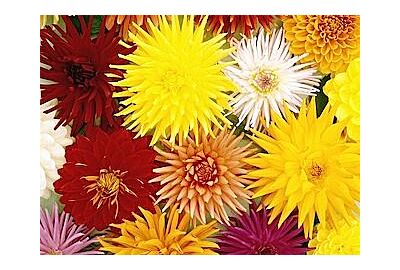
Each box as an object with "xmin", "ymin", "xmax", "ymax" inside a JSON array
[
  {"xmin": 40, "ymin": 101, "xmax": 74, "ymax": 198},
  {"xmin": 224, "ymin": 28, "xmax": 321, "ymax": 130}
]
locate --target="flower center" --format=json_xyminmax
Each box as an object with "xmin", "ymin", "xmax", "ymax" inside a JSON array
[
  {"xmin": 185, "ymin": 154, "xmax": 218, "ymax": 186},
  {"xmin": 251, "ymin": 69, "xmax": 279, "ymax": 94},
  {"xmin": 65, "ymin": 59, "xmax": 97, "ymax": 88},
  {"xmin": 256, "ymin": 244, "xmax": 279, "ymax": 255},
  {"xmin": 83, "ymin": 168, "xmax": 136, "ymax": 217},
  {"xmin": 307, "ymin": 162, "xmax": 325, "ymax": 183},
  {"xmin": 162, "ymin": 69, "xmax": 185, "ymax": 93},
  {"xmin": 48, "ymin": 249, "xmax": 63, "ymax": 255},
  {"xmin": 318, "ymin": 15, "xmax": 355, "ymax": 42}
]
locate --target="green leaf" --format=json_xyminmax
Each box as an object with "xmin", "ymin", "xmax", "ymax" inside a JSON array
[{"xmin": 316, "ymin": 74, "xmax": 330, "ymax": 116}]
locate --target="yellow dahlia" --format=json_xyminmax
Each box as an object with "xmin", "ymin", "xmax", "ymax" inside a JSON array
[
  {"xmin": 112, "ymin": 15, "xmax": 236, "ymax": 146},
  {"xmin": 99, "ymin": 205, "xmax": 219, "ymax": 255},
  {"xmin": 283, "ymin": 15, "xmax": 360, "ymax": 74},
  {"xmin": 308, "ymin": 219, "xmax": 360, "ymax": 255},
  {"xmin": 150, "ymin": 126, "xmax": 256, "ymax": 224},
  {"xmin": 244, "ymin": 98, "xmax": 360, "ymax": 238},
  {"xmin": 324, "ymin": 58, "xmax": 360, "ymax": 141},
  {"xmin": 40, "ymin": 15, "xmax": 60, "ymax": 29}
]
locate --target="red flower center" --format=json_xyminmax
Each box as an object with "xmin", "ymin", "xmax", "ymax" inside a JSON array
[
  {"xmin": 185, "ymin": 153, "xmax": 218, "ymax": 187},
  {"xmin": 318, "ymin": 15, "xmax": 355, "ymax": 42},
  {"xmin": 83, "ymin": 168, "xmax": 137, "ymax": 218},
  {"xmin": 64, "ymin": 58, "xmax": 97, "ymax": 88},
  {"xmin": 256, "ymin": 244, "xmax": 279, "ymax": 255}
]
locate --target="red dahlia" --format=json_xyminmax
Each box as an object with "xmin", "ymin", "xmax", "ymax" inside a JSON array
[
  {"xmin": 40, "ymin": 16, "xmax": 135, "ymax": 135},
  {"xmin": 54, "ymin": 128, "xmax": 159, "ymax": 231}
]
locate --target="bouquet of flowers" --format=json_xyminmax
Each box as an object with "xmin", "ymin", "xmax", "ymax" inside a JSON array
[{"xmin": 40, "ymin": 15, "xmax": 360, "ymax": 255}]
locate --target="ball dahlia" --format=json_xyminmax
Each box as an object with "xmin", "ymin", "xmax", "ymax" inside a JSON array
[
  {"xmin": 99, "ymin": 205, "xmax": 219, "ymax": 254},
  {"xmin": 217, "ymin": 205, "xmax": 308, "ymax": 254},
  {"xmin": 150, "ymin": 127, "xmax": 256, "ymax": 224},
  {"xmin": 283, "ymin": 15, "xmax": 360, "ymax": 74},
  {"xmin": 225, "ymin": 28, "xmax": 320, "ymax": 130},
  {"xmin": 40, "ymin": 204, "xmax": 102, "ymax": 255},
  {"xmin": 53, "ymin": 128, "xmax": 159, "ymax": 231},
  {"xmin": 40, "ymin": 15, "xmax": 135, "ymax": 135},
  {"xmin": 244, "ymin": 98, "xmax": 360, "ymax": 238},
  {"xmin": 112, "ymin": 15, "xmax": 235, "ymax": 146},
  {"xmin": 308, "ymin": 219, "xmax": 360, "ymax": 254},
  {"xmin": 324, "ymin": 58, "xmax": 360, "ymax": 141},
  {"xmin": 40, "ymin": 100, "xmax": 74, "ymax": 199}
]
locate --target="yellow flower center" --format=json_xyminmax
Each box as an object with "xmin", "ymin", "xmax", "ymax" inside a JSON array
[
  {"xmin": 318, "ymin": 15, "xmax": 355, "ymax": 42},
  {"xmin": 162, "ymin": 69, "xmax": 186, "ymax": 93},
  {"xmin": 307, "ymin": 162, "xmax": 325, "ymax": 183},
  {"xmin": 185, "ymin": 154, "xmax": 218, "ymax": 187},
  {"xmin": 251, "ymin": 69, "xmax": 279, "ymax": 94},
  {"xmin": 48, "ymin": 249, "xmax": 63, "ymax": 255},
  {"xmin": 83, "ymin": 168, "xmax": 136, "ymax": 217}
]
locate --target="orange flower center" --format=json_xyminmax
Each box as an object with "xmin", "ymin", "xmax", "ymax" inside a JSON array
[
  {"xmin": 318, "ymin": 15, "xmax": 355, "ymax": 42},
  {"xmin": 185, "ymin": 154, "xmax": 218, "ymax": 186},
  {"xmin": 83, "ymin": 168, "xmax": 136, "ymax": 217},
  {"xmin": 307, "ymin": 162, "xmax": 325, "ymax": 183},
  {"xmin": 65, "ymin": 58, "xmax": 97, "ymax": 88},
  {"xmin": 251, "ymin": 69, "xmax": 279, "ymax": 94},
  {"xmin": 48, "ymin": 249, "xmax": 63, "ymax": 255}
]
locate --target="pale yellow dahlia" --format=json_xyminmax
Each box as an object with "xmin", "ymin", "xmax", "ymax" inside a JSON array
[
  {"xmin": 244, "ymin": 98, "xmax": 360, "ymax": 238},
  {"xmin": 324, "ymin": 58, "xmax": 360, "ymax": 141},
  {"xmin": 112, "ymin": 15, "xmax": 236, "ymax": 146},
  {"xmin": 150, "ymin": 127, "xmax": 256, "ymax": 224},
  {"xmin": 40, "ymin": 15, "xmax": 60, "ymax": 29},
  {"xmin": 283, "ymin": 15, "xmax": 360, "ymax": 74},
  {"xmin": 99, "ymin": 206, "xmax": 219, "ymax": 255},
  {"xmin": 308, "ymin": 219, "xmax": 360, "ymax": 255}
]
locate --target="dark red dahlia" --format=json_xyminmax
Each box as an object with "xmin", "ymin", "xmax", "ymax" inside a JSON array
[
  {"xmin": 40, "ymin": 16, "xmax": 135, "ymax": 135},
  {"xmin": 216, "ymin": 205, "xmax": 308, "ymax": 255},
  {"xmin": 53, "ymin": 127, "xmax": 159, "ymax": 231}
]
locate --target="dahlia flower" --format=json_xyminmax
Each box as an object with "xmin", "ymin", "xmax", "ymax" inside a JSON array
[
  {"xmin": 324, "ymin": 58, "xmax": 360, "ymax": 141},
  {"xmin": 105, "ymin": 15, "xmax": 160, "ymax": 42},
  {"xmin": 40, "ymin": 101, "xmax": 74, "ymax": 199},
  {"xmin": 309, "ymin": 219, "xmax": 360, "ymax": 254},
  {"xmin": 283, "ymin": 15, "xmax": 360, "ymax": 74},
  {"xmin": 99, "ymin": 205, "xmax": 219, "ymax": 254},
  {"xmin": 40, "ymin": 15, "xmax": 135, "ymax": 135},
  {"xmin": 150, "ymin": 126, "xmax": 256, "ymax": 224},
  {"xmin": 197, "ymin": 15, "xmax": 275, "ymax": 39},
  {"xmin": 245, "ymin": 98, "xmax": 360, "ymax": 238},
  {"xmin": 112, "ymin": 15, "xmax": 235, "ymax": 146},
  {"xmin": 40, "ymin": 204, "xmax": 102, "ymax": 255},
  {"xmin": 224, "ymin": 28, "xmax": 321, "ymax": 130},
  {"xmin": 54, "ymin": 128, "xmax": 159, "ymax": 230},
  {"xmin": 217, "ymin": 205, "xmax": 308, "ymax": 254}
]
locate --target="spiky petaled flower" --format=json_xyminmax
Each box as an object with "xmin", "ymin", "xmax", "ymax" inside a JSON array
[
  {"xmin": 104, "ymin": 15, "xmax": 160, "ymax": 42},
  {"xmin": 196, "ymin": 15, "xmax": 276, "ymax": 39},
  {"xmin": 112, "ymin": 15, "xmax": 236, "ymax": 146},
  {"xmin": 216, "ymin": 205, "xmax": 308, "ymax": 254},
  {"xmin": 99, "ymin": 205, "xmax": 219, "ymax": 254},
  {"xmin": 324, "ymin": 58, "xmax": 360, "ymax": 141},
  {"xmin": 53, "ymin": 128, "xmax": 159, "ymax": 231},
  {"xmin": 283, "ymin": 15, "xmax": 360, "ymax": 74},
  {"xmin": 40, "ymin": 101, "xmax": 74, "ymax": 199},
  {"xmin": 40, "ymin": 204, "xmax": 102, "ymax": 255},
  {"xmin": 150, "ymin": 127, "xmax": 256, "ymax": 224},
  {"xmin": 40, "ymin": 15, "xmax": 60, "ymax": 29},
  {"xmin": 40, "ymin": 16, "xmax": 135, "ymax": 135},
  {"xmin": 308, "ymin": 219, "xmax": 360, "ymax": 254},
  {"xmin": 244, "ymin": 98, "xmax": 360, "ymax": 238},
  {"xmin": 224, "ymin": 28, "xmax": 321, "ymax": 130}
]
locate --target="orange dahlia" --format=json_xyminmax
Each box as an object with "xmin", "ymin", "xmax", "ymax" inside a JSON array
[
  {"xmin": 196, "ymin": 15, "xmax": 276, "ymax": 39},
  {"xmin": 150, "ymin": 127, "xmax": 257, "ymax": 224},
  {"xmin": 283, "ymin": 15, "xmax": 360, "ymax": 74},
  {"xmin": 105, "ymin": 15, "xmax": 160, "ymax": 42}
]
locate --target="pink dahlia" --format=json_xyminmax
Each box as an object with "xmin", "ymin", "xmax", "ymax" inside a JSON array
[
  {"xmin": 40, "ymin": 204, "xmax": 102, "ymax": 255},
  {"xmin": 216, "ymin": 205, "xmax": 308, "ymax": 255}
]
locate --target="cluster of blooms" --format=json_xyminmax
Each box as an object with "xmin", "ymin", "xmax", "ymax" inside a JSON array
[{"xmin": 40, "ymin": 15, "xmax": 360, "ymax": 255}]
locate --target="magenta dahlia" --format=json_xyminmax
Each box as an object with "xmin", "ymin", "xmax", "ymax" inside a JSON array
[{"xmin": 216, "ymin": 205, "xmax": 308, "ymax": 255}]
